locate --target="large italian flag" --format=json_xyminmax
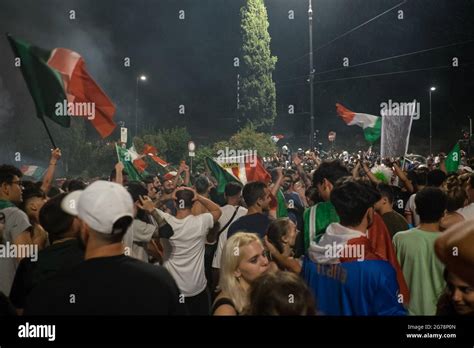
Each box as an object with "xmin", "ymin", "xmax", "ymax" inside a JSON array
[
  {"xmin": 336, "ymin": 103, "xmax": 381, "ymax": 143},
  {"xmin": 7, "ymin": 34, "xmax": 116, "ymax": 138}
]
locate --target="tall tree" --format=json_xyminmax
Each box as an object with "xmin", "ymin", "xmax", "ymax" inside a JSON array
[{"xmin": 240, "ymin": 0, "xmax": 277, "ymax": 131}]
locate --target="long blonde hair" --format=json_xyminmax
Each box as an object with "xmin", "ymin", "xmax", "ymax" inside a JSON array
[{"xmin": 219, "ymin": 232, "xmax": 262, "ymax": 313}]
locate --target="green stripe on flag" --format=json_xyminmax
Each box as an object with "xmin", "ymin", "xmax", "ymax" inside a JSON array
[
  {"xmin": 363, "ymin": 117, "xmax": 381, "ymax": 143},
  {"xmin": 276, "ymin": 189, "xmax": 288, "ymax": 218},
  {"xmin": 7, "ymin": 35, "xmax": 70, "ymax": 128},
  {"xmin": 205, "ymin": 157, "xmax": 240, "ymax": 194},
  {"xmin": 115, "ymin": 144, "xmax": 143, "ymax": 182}
]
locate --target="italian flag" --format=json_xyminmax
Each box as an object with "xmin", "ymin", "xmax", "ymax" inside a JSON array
[
  {"xmin": 445, "ymin": 142, "xmax": 460, "ymax": 173},
  {"xmin": 115, "ymin": 144, "xmax": 143, "ymax": 182},
  {"xmin": 205, "ymin": 157, "xmax": 287, "ymax": 218},
  {"xmin": 205, "ymin": 157, "xmax": 242, "ymax": 194},
  {"xmin": 20, "ymin": 165, "xmax": 46, "ymax": 181},
  {"xmin": 7, "ymin": 34, "xmax": 116, "ymax": 138},
  {"xmin": 336, "ymin": 103, "xmax": 381, "ymax": 143},
  {"xmin": 206, "ymin": 156, "xmax": 271, "ymax": 190},
  {"xmin": 134, "ymin": 144, "xmax": 170, "ymax": 177}
]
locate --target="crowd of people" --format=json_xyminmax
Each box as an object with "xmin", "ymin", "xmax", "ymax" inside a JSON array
[{"xmin": 1, "ymin": 144, "xmax": 474, "ymax": 316}]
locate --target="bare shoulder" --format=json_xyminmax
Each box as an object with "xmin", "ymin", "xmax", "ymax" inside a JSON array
[{"xmin": 212, "ymin": 293, "xmax": 237, "ymax": 316}]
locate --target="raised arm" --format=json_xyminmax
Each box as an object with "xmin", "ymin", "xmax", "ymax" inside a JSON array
[
  {"xmin": 41, "ymin": 148, "xmax": 61, "ymax": 193},
  {"xmin": 195, "ymin": 192, "xmax": 222, "ymax": 222},
  {"xmin": 114, "ymin": 161, "xmax": 124, "ymax": 186},
  {"xmin": 393, "ymin": 163, "xmax": 414, "ymax": 193},
  {"xmin": 293, "ymin": 154, "xmax": 311, "ymax": 188},
  {"xmin": 270, "ymin": 167, "xmax": 284, "ymax": 197}
]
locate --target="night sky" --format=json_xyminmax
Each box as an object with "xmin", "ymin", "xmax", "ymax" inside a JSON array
[{"xmin": 1, "ymin": 0, "xmax": 473, "ymax": 155}]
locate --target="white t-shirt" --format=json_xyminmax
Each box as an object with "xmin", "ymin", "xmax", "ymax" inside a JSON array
[
  {"xmin": 0, "ymin": 207, "xmax": 31, "ymax": 296},
  {"xmin": 456, "ymin": 203, "xmax": 474, "ymax": 220},
  {"xmin": 123, "ymin": 219, "xmax": 158, "ymax": 263},
  {"xmin": 405, "ymin": 193, "xmax": 420, "ymax": 226},
  {"xmin": 158, "ymin": 210, "xmax": 214, "ymax": 297},
  {"xmin": 212, "ymin": 205, "xmax": 248, "ymax": 269}
]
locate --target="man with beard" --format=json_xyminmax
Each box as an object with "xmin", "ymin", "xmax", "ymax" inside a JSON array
[
  {"xmin": 24, "ymin": 181, "xmax": 184, "ymax": 315},
  {"xmin": 158, "ymin": 178, "xmax": 178, "ymax": 215}
]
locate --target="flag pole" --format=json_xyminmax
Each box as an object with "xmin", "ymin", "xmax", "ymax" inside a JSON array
[{"xmin": 40, "ymin": 117, "xmax": 57, "ymax": 149}]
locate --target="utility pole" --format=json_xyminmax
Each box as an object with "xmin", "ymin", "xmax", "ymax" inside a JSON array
[{"xmin": 308, "ymin": 0, "xmax": 315, "ymax": 150}]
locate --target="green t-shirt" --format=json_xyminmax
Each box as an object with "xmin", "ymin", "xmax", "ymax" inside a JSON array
[{"xmin": 393, "ymin": 228, "xmax": 445, "ymax": 315}]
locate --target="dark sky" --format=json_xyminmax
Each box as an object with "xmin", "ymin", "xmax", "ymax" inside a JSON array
[{"xmin": 1, "ymin": 0, "xmax": 473, "ymax": 154}]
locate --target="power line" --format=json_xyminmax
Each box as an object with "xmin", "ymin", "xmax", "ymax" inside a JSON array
[
  {"xmin": 276, "ymin": 0, "xmax": 406, "ymax": 74},
  {"xmin": 314, "ymin": 38, "xmax": 474, "ymax": 76},
  {"xmin": 314, "ymin": 62, "xmax": 472, "ymax": 84},
  {"xmin": 275, "ymin": 62, "xmax": 472, "ymax": 87},
  {"xmin": 275, "ymin": 38, "xmax": 474, "ymax": 84}
]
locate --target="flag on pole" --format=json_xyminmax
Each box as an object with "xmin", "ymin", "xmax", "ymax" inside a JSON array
[
  {"xmin": 20, "ymin": 165, "xmax": 46, "ymax": 181},
  {"xmin": 445, "ymin": 143, "xmax": 460, "ymax": 173},
  {"xmin": 115, "ymin": 144, "xmax": 143, "ymax": 181},
  {"xmin": 336, "ymin": 103, "xmax": 381, "ymax": 143},
  {"xmin": 7, "ymin": 35, "xmax": 116, "ymax": 138}
]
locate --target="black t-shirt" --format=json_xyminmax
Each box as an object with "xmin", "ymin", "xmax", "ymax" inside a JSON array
[
  {"xmin": 227, "ymin": 213, "xmax": 271, "ymax": 239},
  {"xmin": 391, "ymin": 186, "xmax": 412, "ymax": 216},
  {"xmin": 24, "ymin": 255, "xmax": 186, "ymax": 315},
  {"xmin": 10, "ymin": 239, "xmax": 85, "ymax": 309}
]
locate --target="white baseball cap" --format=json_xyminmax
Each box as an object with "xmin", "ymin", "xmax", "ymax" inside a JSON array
[{"xmin": 61, "ymin": 180, "xmax": 134, "ymax": 234}]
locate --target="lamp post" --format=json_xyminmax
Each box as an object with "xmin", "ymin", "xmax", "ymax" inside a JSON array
[
  {"xmin": 429, "ymin": 86, "xmax": 436, "ymax": 156},
  {"xmin": 135, "ymin": 75, "xmax": 147, "ymax": 138},
  {"xmin": 308, "ymin": 0, "xmax": 315, "ymax": 151},
  {"xmin": 188, "ymin": 141, "xmax": 196, "ymax": 174}
]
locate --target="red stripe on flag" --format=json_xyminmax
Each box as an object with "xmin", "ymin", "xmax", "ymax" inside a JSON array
[
  {"xmin": 245, "ymin": 157, "xmax": 271, "ymax": 183},
  {"xmin": 69, "ymin": 59, "xmax": 116, "ymax": 138},
  {"xmin": 336, "ymin": 103, "xmax": 355, "ymax": 125}
]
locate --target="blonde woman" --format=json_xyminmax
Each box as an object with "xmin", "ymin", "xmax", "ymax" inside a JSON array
[{"xmin": 212, "ymin": 232, "xmax": 271, "ymax": 315}]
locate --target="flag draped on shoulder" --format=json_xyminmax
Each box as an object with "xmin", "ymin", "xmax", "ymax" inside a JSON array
[
  {"xmin": 336, "ymin": 103, "xmax": 381, "ymax": 143},
  {"xmin": 7, "ymin": 34, "xmax": 116, "ymax": 138}
]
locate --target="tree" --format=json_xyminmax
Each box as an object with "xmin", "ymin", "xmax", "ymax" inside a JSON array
[
  {"xmin": 134, "ymin": 127, "xmax": 190, "ymax": 165},
  {"xmin": 212, "ymin": 124, "xmax": 276, "ymax": 158},
  {"xmin": 193, "ymin": 145, "xmax": 215, "ymax": 174},
  {"xmin": 240, "ymin": 0, "xmax": 277, "ymax": 131}
]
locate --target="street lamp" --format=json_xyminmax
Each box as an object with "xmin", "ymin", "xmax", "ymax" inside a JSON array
[
  {"xmin": 135, "ymin": 75, "xmax": 147, "ymax": 137},
  {"xmin": 429, "ymin": 86, "xmax": 436, "ymax": 155}
]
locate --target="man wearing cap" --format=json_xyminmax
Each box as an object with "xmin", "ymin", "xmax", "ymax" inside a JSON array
[{"xmin": 24, "ymin": 181, "xmax": 185, "ymax": 315}]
